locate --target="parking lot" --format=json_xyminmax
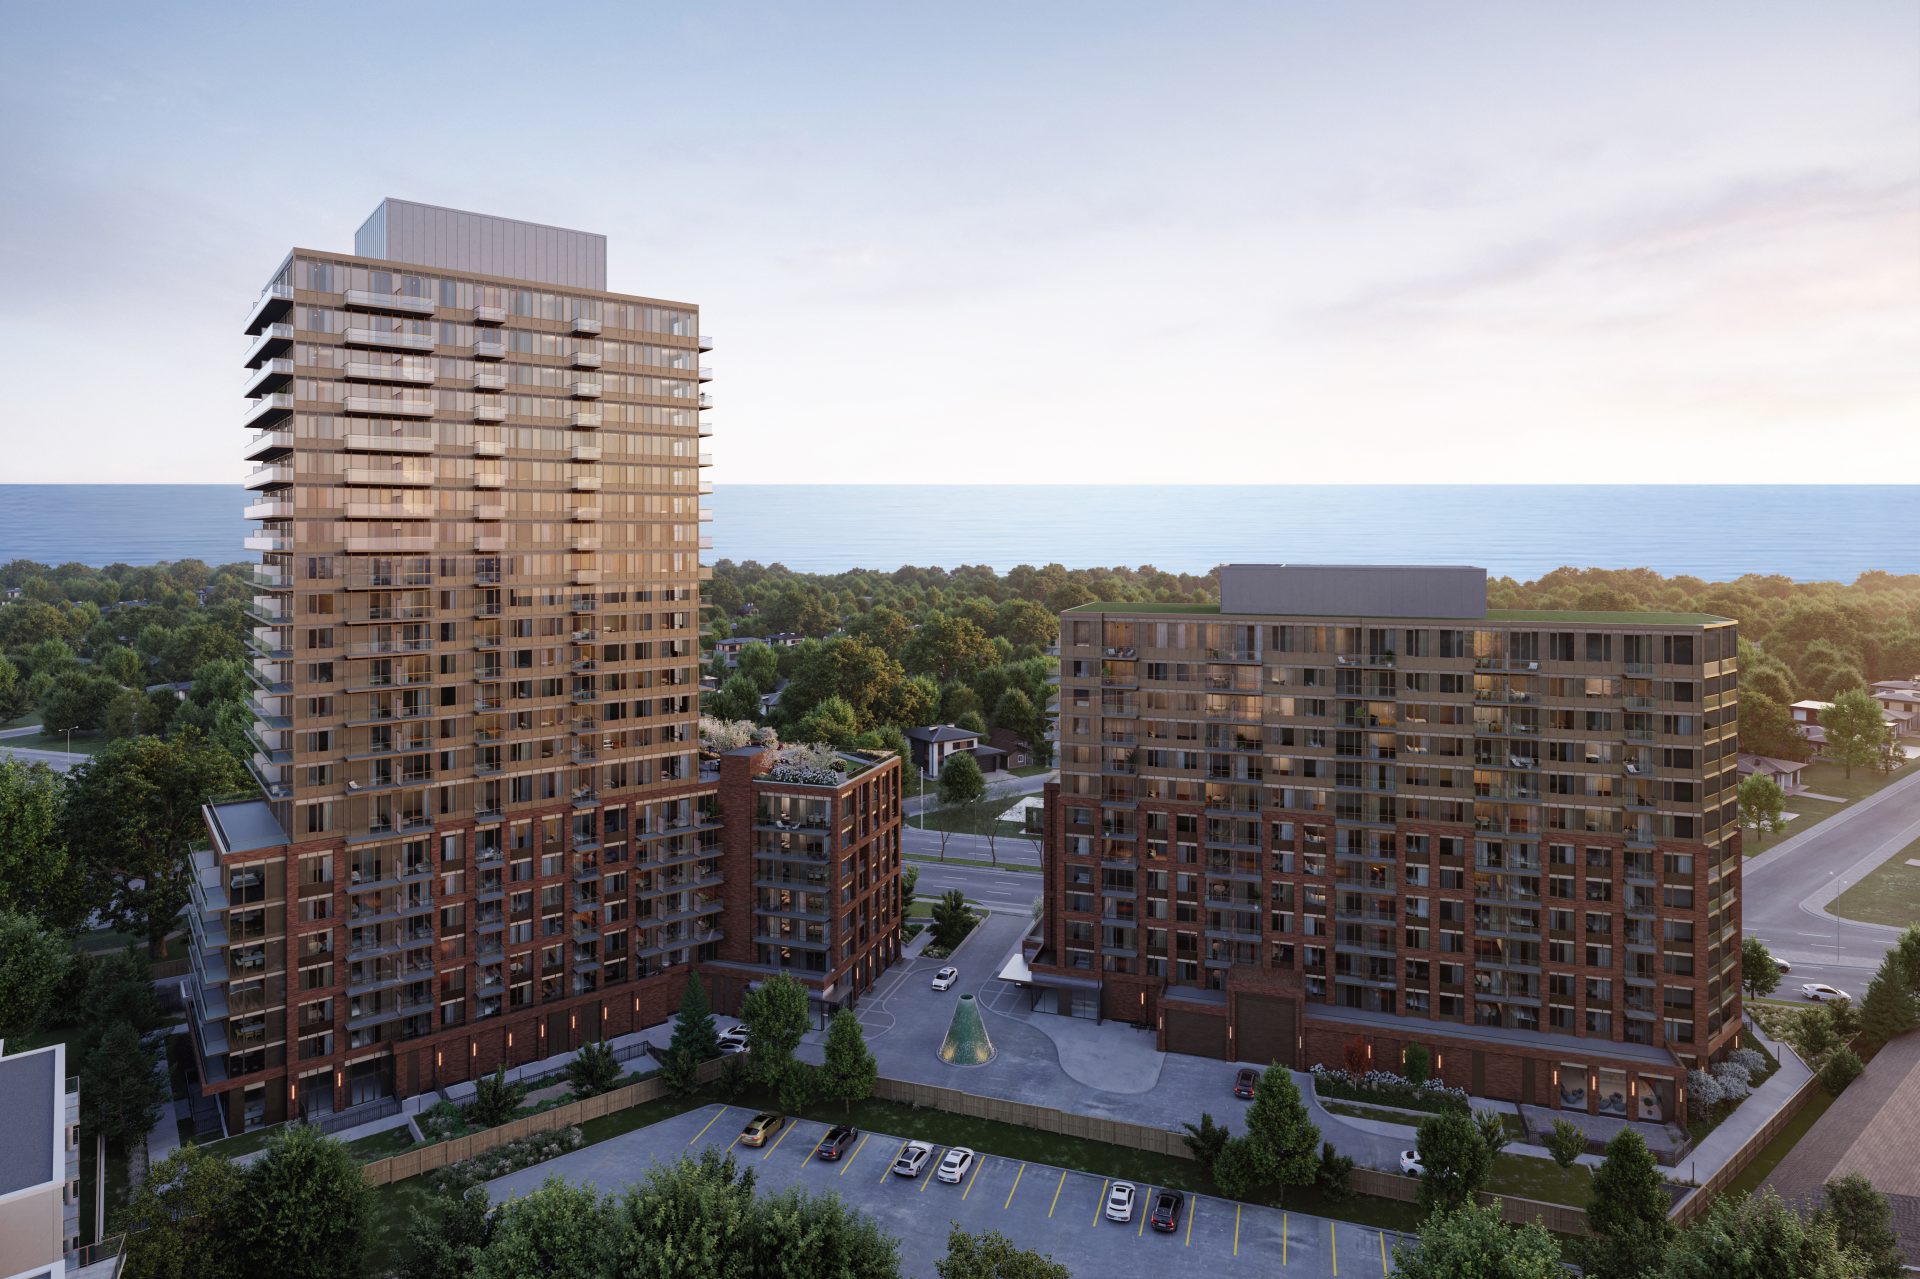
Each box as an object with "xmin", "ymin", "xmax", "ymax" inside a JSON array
[{"xmin": 487, "ymin": 1103, "xmax": 1407, "ymax": 1278}]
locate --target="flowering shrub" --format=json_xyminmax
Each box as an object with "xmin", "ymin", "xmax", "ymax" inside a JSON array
[
  {"xmin": 766, "ymin": 762, "xmax": 844, "ymax": 786},
  {"xmin": 700, "ymin": 717, "xmax": 779, "ymax": 753},
  {"xmin": 1308, "ymin": 1064, "xmax": 1470, "ymax": 1113},
  {"xmin": 1727, "ymin": 1047, "xmax": 1768, "ymax": 1080},
  {"xmin": 1711, "ymin": 1060, "xmax": 1753, "ymax": 1101},
  {"xmin": 1687, "ymin": 1068, "xmax": 1725, "ymax": 1120},
  {"xmin": 427, "ymin": 1125, "xmax": 585, "ymax": 1194},
  {"xmin": 418, "ymin": 1100, "xmax": 476, "ymax": 1143}
]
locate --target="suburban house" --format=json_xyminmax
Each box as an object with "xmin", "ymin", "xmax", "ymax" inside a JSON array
[
  {"xmin": 905, "ymin": 724, "xmax": 1006, "ymax": 777},
  {"xmin": 712, "ymin": 632, "xmax": 806, "ymax": 668},
  {"xmin": 987, "ymin": 726, "xmax": 1034, "ymax": 769},
  {"xmin": 1870, "ymin": 678, "xmax": 1920, "ymax": 736},
  {"xmin": 1737, "ymin": 753, "xmax": 1808, "ymax": 795}
]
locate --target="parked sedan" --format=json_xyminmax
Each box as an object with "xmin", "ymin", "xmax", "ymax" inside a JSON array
[
  {"xmin": 932, "ymin": 966, "xmax": 959, "ymax": 991},
  {"xmin": 1149, "ymin": 1189, "xmax": 1185, "ymax": 1233},
  {"xmin": 936, "ymin": 1146, "xmax": 975, "ymax": 1184},
  {"xmin": 1802, "ymin": 983, "xmax": 1852, "ymax": 1003},
  {"xmin": 1105, "ymin": 1181, "xmax": 1137, "ymax": 1223},
  {"xmin": 739, "ymin": 1112, "xmax": 783, "ymax": 1147},
  {"xmin": 1399, "ymin": 1149, "xmax": 1425, "ymax": 1176},
  {"xmin": 892, "ymin": 1140, "xmax": 935, "ymax": 1178},
  {"xmin": 1233, "ymin": 1067, "xmax": 1258, "ymax": 1099},
  {"xmin": 815, "ymin": 1125, "xmax": 857, "ymax": 1161},
  {"xmin": 717, "ymin": 1026, "xmax": 750, "ymax": 1054}
]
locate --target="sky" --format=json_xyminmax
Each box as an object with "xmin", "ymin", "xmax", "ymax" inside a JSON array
[{"xmin": 0, "ymin": 2, "xmax": 1914, "ymax": 485}]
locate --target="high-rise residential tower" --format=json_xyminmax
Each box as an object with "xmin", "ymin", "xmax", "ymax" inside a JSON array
[
  {"xmin": 1033, "ymin": 565, "xmax": 1740, "ymax": 1121},
  {"xmin": 189, "ymin": 201, "xmax": 901, "ymax": 1133}
]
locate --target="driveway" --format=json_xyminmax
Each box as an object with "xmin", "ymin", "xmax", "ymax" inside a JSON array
[{"xmin": 486, "ymin": 1104, "xmax": 1407, "ymax": 1279}]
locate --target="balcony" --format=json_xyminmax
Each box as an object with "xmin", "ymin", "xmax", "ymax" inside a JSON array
[
  {"xmin": 568, "ymin": 410, "xmax": 601, "ymax": 429},
  {"xmin": 698, "ymin": 452, "xmax": 714, "ymax": 466},
  {"xmin": 474, "ymin": 535, "xmax": 505, "ymax": 552},
  {"xmin": 474, "ymin": 403, "xmax": 505, "ymax": 422},
  {"xmin": 571, "ymin": 475, "xmax": 602, "ymax": 491},
  {"xmin": 346, "ymin": 433, "xmax": 434, "ymax": 454},
  {"xmin": 474, "ymin": 440, "xmax": 505, "ymax": 457},
  {"xmin": 243, "ymin": 393, "xmax": 293, "ymax": 430},
  {"xmin": 472, "ymin": 370, "xmax": 507, "ymax": 390},
  {"xmin": 244, "ymin": 322, "xmax": 294, "ymax": 367},
  {"xmin": 473, "ymin": 339, "xmax": 506, "ymax": 361},
  {"xmin": 571, "ymin": 315, "xmax": 601, "ymax": 335},
  {"xmin": 244, "ymin": 282, "xmax": 294, "ymax": 335},
  {"xmin": 244, "ymin": 357, "xmax": 294, "ymax": 398},
  {"xmin": 346, "ymin": 289, "xmax": 435, "ymax": 316},
  {"xmin": 244, "ymin": 497, "xmax": 291, "ymax": 521},
  {"xmin": 345, "ymin": 359, "xmax": 435, "ymax": 385},
  {"xmin": 343, "ymin": 500, "xmax": 432, "ymax": 519},
  {"xmin": 473, "ymin": 303, "xmax": 507, "ymax": 325},
  {"xmin": 570, "ymin": 444, "xmax": 602, "ymax": 462},
  {"xmin": 475, "ymin": 472, "xmax": 505, "ymax": 489},
  {"xmin": 244, "ymin": 463, "xmax": 292, "ymax": 490},
  {"xmin": 570, "ymin": 535, "xmax": 600, "ymax": 551},
  {"xmin": 698, "ymin": 365, "xmax": 714, "ymax": 382},
  {"xmin": 245, "ymin": 428, "xmax": 293, "ymax": 460},
  {"xmin": 345, "ymin": 395, "xmax": 434, "ymax": 417},
  {"xmin": 571, "ymin": 506, "xmax": 601, "ymax": 521},
  {"xmin": 243, "ymin": 532, "xmax": 289, "ymax": 553},
  {"xmin": 345, "ymin": 326, "xmax": 435, "ymax": 352},
  {"xmin": 698, "ymin": 393, "xmax": 714, "ymax": 409},
  {"xmin": 344, "ymin": 534, "xmax": 434, "ymax": 553},
  {"xmin": 571, "ymin": 380, "xmax": 602, "ymax": 398},
  {"xmin": 344, "ymin": 466, "xmax": 433, "ymax": 486},
  {"xmin": 474, "ymin": 503, "xmax": 504, "ymax": 520},
  {"xmin": 574, "ymin": 569, "xmax": 602, "ymax": 585}
]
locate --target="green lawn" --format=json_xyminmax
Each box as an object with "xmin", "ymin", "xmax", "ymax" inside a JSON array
[
  {"xmin": 1827, "ymin": 833, "xmax": 1920, "ymax": 927},
  {"xmin": 1716, "ymin": 1087, "xmax": 1836, "ymax": 1204},
  {"xmin": 1010, "ymin": 764, "xmax": 1054, "ymax": 778},
  {"xmin": 191, "ymin": 1123, "xmax": 286, "ymax": 1160},
  {"xmin": 913, "ymin": 807, "xmax": 1033, "ymax": 840},
  {"xmin": 1748, "ymin": 758, "xmax": 1920, "ymax": 855},
  {"xmin": 904, "ymin": 851, "xmax": 1041, "ymax": 873},
  {"xmin": 345, "ymin": 1125, "xmax": 419, "ymax": 1162},
  {"xmin": 1489, "ymin": 1153, "xmax": 1592, "ymax": 1208},
  {"xmin": 0, "ymin": 728, "xmax": 105, "ymax": 754},
  {"xmin": 1320, "ymin": 1099, "xmax": 1528, "ymax": 1142}
]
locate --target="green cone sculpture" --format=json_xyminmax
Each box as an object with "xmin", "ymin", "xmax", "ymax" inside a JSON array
[{"xmin": 939, "ymin": 993, "xmax": 995, "ymax": 1066}]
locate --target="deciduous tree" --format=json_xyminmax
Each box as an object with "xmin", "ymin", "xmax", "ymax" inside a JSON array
[
  {"xmin": 739, "ymin": 972, "xmax": 811, "ymax": 1098},
  {"xmin": 1821, "ymin": 688, "xmax": 1890, "ymax": 779},
  {"xmin": 116, "ymin": 1144, "xmax": 246, "ymax": 1279},
  {"xmin": 938, "ymin": 749, "xmax": 987, "ymax": 806},
  {"xmin": 81, "ymin": 1022, "xmax": 167, "ymax": 1148},
  {"xmin": 476, "ymin": 1177, "xmax": 622, "ymax": 1279},
  {"xmin": 1662, "ymin": 1186, "xmax": 1861, "ymax": 1279},
  {"xmin": 1741, "ymin": 936, "xmax": 1782, "ymax": 999},
  {"xmin": 936, "ymin": 1225, "xmax": 1067, "ymax": 1279},
  {"xmin": 1738, "ymin": 773, "xmax": 1785, "ymax": 844},
  {"xmin": 1242, "ymin": 1064, "xmax": 1320, "ymax": 1200},
  {"xmin": 1575, "ymin": 1129, "xmax": 1671, "ymax": 1279},
  {"xmin": 231, "ymin": 1126, "xmax": 374, "ymax": 1279},
  {"xmin": 1394, "ymin": 1201, "xmax": 1562, "ymax": 1279},
  {"xmin": 1415, "ymin": 1111, "xmax": 1492, "ymax": 1215},
  {"xmin": 1818, "ymin": 1173, "xmax": 1904, "ymax": 1279},
  {"xmin": 0, "ymin": 758, "xmax": 85, "ymax": 931},
  {"xmin": 821, "ymin": 1007, "xmax": 877, "ymax": 1111},
  {"xmin": 0, "ymin": 911, "xmax": 68, "ymax": 1037}
]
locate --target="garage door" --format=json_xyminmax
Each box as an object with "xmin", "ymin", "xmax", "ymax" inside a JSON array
[
  {"xmin": 1165, "ymin": 1007, "xmax": 1229, "ymax": 1059},
  {"xmin": 1235, "ymin": 993, "xmax": 1296, "ymax": 1067}
]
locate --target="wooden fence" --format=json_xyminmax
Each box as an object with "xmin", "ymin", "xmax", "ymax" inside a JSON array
[
  {"xmin": 1666, "ymin": 1068, "xmax": 1824, "ymax": 1228},
  {"xmin": 1347, "ymin": 1166, "xmax": 1592, "ymax": 1237}
]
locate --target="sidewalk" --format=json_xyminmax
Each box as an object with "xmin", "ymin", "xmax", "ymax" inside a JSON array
[{"xmin": 1669, "ymin": 1016, "xmax": 1812, "ymax": 1187}]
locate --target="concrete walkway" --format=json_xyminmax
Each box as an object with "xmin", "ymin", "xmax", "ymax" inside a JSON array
[{"xmin": 1668, "ymin": 1016, "xmax": 1812, "ymax": 1189}]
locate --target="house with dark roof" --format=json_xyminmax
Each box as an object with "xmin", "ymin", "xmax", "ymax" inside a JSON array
[{"xmin": 904, "ymin": 724, "xmax": 1004, "ymax": 777}]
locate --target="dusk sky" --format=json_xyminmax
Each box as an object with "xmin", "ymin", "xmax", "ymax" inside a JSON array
[{"xmin": 1, "ymin": 2, "xmax": 1914, "ymax": 485}]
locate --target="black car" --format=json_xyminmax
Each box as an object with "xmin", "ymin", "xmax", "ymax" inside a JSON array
[
  {"xmin": 815, "ymin": 1124, "xmax": 857, "ymax": 1161},
  {"xmin": 1150, "ymin": 1188, "xmax": 1184, "ymax": 1233},
  {"xmin": 1233, "ymin": 1067, "xmax": 1258, "ymax": 1099}
]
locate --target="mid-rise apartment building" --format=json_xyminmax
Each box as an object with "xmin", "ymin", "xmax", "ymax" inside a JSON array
[
  {"xmin": 1035, "ymin": 565, "xmax": 1740, "ymax": 1122},
  {"xmin": 0, "ymin": 1042, "xmax": 80, "ymax": 1278},
  {"xmin": 188, "ymin": 201, "xmax": 901, "ymax": 1133}
]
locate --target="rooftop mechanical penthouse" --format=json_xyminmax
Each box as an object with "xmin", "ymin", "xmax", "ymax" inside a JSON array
[
  {"xmin": 188, "ymin": 201, "xmax": 901, "ymax": 1134},
  {"xmin": 1034, "ymin": 565, "xmax": 1740, "ymax": 1122}
]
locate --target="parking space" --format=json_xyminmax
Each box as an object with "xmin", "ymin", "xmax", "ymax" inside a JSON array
[{"xmin": 486, "ymin": 1104, "xmax": 1404, "ymax": 1278}]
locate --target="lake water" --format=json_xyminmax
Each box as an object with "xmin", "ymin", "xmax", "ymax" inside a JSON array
[{"xmin": 0, "ymin": 484, "xmax": 1914, "ymax": 582}]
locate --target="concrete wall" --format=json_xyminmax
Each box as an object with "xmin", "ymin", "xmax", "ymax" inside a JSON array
[
  {"xmin": 1218, "ymin": 564, "xmax": 1487, "ymax": 619},
  {"xmin": 0, "ymin": 1188, "xmax": 61, "ymax": 1277}
]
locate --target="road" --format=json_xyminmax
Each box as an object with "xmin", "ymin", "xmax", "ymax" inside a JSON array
[
  {"xmin": 903, "ymin": 769, "xmax": 1051, "ymax": 817},
  {"xmin": 0, "ymin": 725, "xmax": 89, "ymax": 774},
  {"xmin": 1743, "ymin": 764, "xmax": 1920, "ymax": 991},
  {"xmin": 909, "ymin": 860, "xmax": 1042, "ymax": 918}
]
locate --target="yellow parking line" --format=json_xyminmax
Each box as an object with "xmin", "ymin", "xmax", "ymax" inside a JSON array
[
  {"xmin": 1330, "ymin": 1220, "xmax": 1338, "ymax": 1275},
  {"xmin": 798, "ymin": 1124, "xmax": 822, "ymax": 1163},
  {"xmin": 1234, "ymin": 1204, "xmax": 1241, "ymax": 1257},
  {"xmin": 1003, "ymin": 1162, "xmax": 1025, "ymax": 1209},
  {"xmin": 1185, "ymin": 1196, "xmax": 1197, "ymax": 1247},
  {"xmin": 762, "ymin": 1120, "xmax": 796, "ymax": 1160},
  {"xmin": 840, "ymin": 1133, "xmax": 870, "ymax": 1177},
  {"xmin": 1282, "ymin": 1213, "xmax": 1288, "ymax": 1265},
  {"xmin": 1092, "ymin": 1178, "xmax": 1108, "ymax": 1226},
  {"xmin": 919, "ymin": 1147, "xmax": 944, "ymax": 1193},
  {"xmin": 962, "ymin": 1156, "xmax": 986, "ymax": 1200},
  {"xmin": 1378, "ymin": 1230, "xmax": 1388, "ymax": 1276},
  {"xmin": 881, "ymin": 1141, "xmax": 907, "ymax": 1185},
  {"xmin": 688, "ymin": 1106, "xmax": 728, "ymax": 1145},
  {"xmin": 1137, "ymin": 1190, "xmax": 1149, "ymax": 1237},
  {"xmin": 1048, "ymin": 1170, "xmax": 1067, "ymax": 1217}
]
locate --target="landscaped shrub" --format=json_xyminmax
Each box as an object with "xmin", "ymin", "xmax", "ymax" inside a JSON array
[
  {"xmin": 1728, "ymin": 1046, "xmax": 1768, "ymax": 1079},
  {"xmin": 1687, "ymin": 1068, "xmax": 1726, "ymax": 1120},
  {"xmin": 1309, "ymin": 1064, "xmax": 1471, "ymax": 1113},
  {"xmin": 1314, "ymin": 1140, "xmax": 1355, "ymax": 1202},
  {"xmin": 418, "ymin": 1100, "xmax": 476, "ymax": 1144},
  {"xmin": 1711, "ymin": 1059, "xmax": 1753, "ymax": 1102},
  {"xmin": 1820, "ymin": 1047, "xmax": 1864, "ymax": 1095},
  {"xmin": 426, "ymin": 1125, "xmax": 585, "ymax": 1195}
]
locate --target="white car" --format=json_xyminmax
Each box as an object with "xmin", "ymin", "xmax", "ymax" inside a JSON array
[
  {"xmin": 1105, "ymin": 1181, "xmax": 1137, "ymax": 1222},
  {"xmin": 1399, "ymin": 1149, "xmax": 1424, "ymax": 1176},
  {"xmin": 892, "ymin": 1140, "xmax": 935, "ymax": 1178},
  {"xmin": 1802, "ymin": 983, "xmax": 1851, "ymax": 1003},
  {"xmin": 936, "ymin": 1146, "xmax": 975, "ymax": 1183},
  {"xmin": 931, "ymin": 966, "xmax": 959, "ymax": 991},
  {"xmin": 717, "ymin": 1026, "xmax": 750, "ymax": 1054}
]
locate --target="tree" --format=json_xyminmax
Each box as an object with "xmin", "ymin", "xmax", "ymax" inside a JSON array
[
  {"xmin": 1738, "ymin": 691, "xmax": 1810, "ymax": 762},
  {"xmin": 751, "ymin": 1184, "xmax": 900, "ymax": 1278},
  {"xmin": 1180, "ymin": 1111, "xmax": 1230, "ymax": 1172},
  {"xmin": 735, "ymin": 642, "xmax": 781, "ymax": 694},
  {"xmin": 936, "ymin": 1225, "xmax": 1069, "ymax": 1279},
  {"xmin": 1796, "ymin": 1003, "xmax": 1840, "ymax": 1062},
  {"xmin": 40, "ymin": 668, "xmax": 120, "ymax": 731},
  {"xmin": 1241, "ymin": 1063, "xmax": 1320, "ymax": 1200},
  {"xmin": 929, "ymin": 889, "xmax": 974, "ymax": 950},
  {"xmin": 231, "ymin": 1125, "xmax": 374, "ymax": 1279},
  {"xmin": 1858, "ymin": 951, "xmax": 1919, "ymax": 1045},
  {"xmin": 1415, "ymin": 1111, "xmax": 1492, "ymax": 1214},
  {"xmin": 1741, "ymin": 936, "xmax": 1782, "ymax": 999},
  {"xmin": 566, "ymin": 1041, "xmax": 624, "ymax": 1098},
  {"xmin": 708, "ymin": 673, "xmax": 763, "ymax": 722},
  {"xmin": 0, "ymin": 654, "xmax": 31, "ymax": 721},
  {"xmin": 1898, "ymin": 924, "xmax": 1920, "ymax": 997},
  {"xmin": 739, "ymin": 972, "xmax": 811, "ymax": 1098},
  {"xmin": 1545, "ymin": 1119, "xmax": 1586, "ymax": 1169},
  {"xmin": 116, "ymin": 1144, "xmax": 246, "ymax": 1279},
  {"xmin": 476, "ymin": 1177, "xmax": 622, "ymax": 1279},
  {"xmin": 1737, "ymin": 773, "xmax": 1785, "ymax": 845},
  {"xmin": 670, "ymin": 973, "xmax": 720, "ymax": 1063},
  {"xmin": 992, "ymin": 599, "xmax": 1058, "ymax": 652},
  {"xmin": 62, "ymin": 730, "xmax": 247, "ymax": 956},
  {"xmin": 401, "ymin": 1186, "xmax": 492, "ymax": 1279},
  {"xmin": 1314, "ymin": 1140, "xmax": 1355, "ymax": 1202},
  {"xmin": 1827, "ymin": 994, "xmax": 1862, "ymax": 1042},
  {"xmin": 79, "ymin": 948, "xmax": 162, "ymax": 1050},
  {"xmin": 990, "ymin": 688, "xmax": 1042, "ymax": 746},
  {"xmin": 1662, "ymin": 1186, "xmax": 1861, "ymax": 1279},
  {"xmin": 0, "ymin": 911, "xmax": 69, "ymax": 1037},
  {"xmin": 616, "ymin": 1148, "xmax": 757, "ymax": 1277},
  {"xmin": 899, "ymin": 862, "xmax": 918, "ymax": 926},
  {"xmin": 467, "ymin": 1066, "xmax": 523, "ymax": 1128},
  {"xmin": 792, "ymin": 694, "xmax": 861, "ymax": 749},
  {"xmin": 1210, "ymin": 1135, "xmax": 1267, "ymax": 1198},
  {"xmin": 904, "ymin": 614, "xmax": 996, "ymax": 685},
  {"xmin": 0, "ymin": 758, "xmax": 85, "ymax": 930},
  {"xmin": 1474, "ymin": 1109, "xmax": 1510, "ymax": 1158},
  {"xmin": 81, "ymin": 1021, "xmax": 167, "ymax": 1148},
  {"xmin": 1822, "ymin": 688, "xmax": 1890, "ymax": 779},
  {"xmin": 938, "ymin": 749, "xmax": 986, "ymax": 806},
  {"xmin": 1394, "ymin": 1200, "xmax": 1561, "ymax": 1279},
  {"xmin": 1819, "ymin": 1172, "xmax": 1904, "ymax": 1279},
  {"xmin": 1403, "ymin": 1040, "xmax": 1431, "ymax": 1086},
  {"xmin": 821, "ymin": 1007, "xmax": 877, "ymax": 1111},
  {"xmin": 1820, "ymin": 1046, "xmax": 1864, "ymax": 1094},
  {"xmin": 1575, "ymin": 1128, "xmax": 1671, "ymax": 1279}
]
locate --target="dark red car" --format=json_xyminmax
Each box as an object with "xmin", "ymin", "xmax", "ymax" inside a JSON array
[
  {"xmin": 1233, "ymin": 1068, "xmax": 1258, "ymax": 1099},
  {"xmin": 815, "ymin": 1125, "xmax": 857, "ymax": 1160},
  {"xmin": 1150, "ymin": 1189, "xmax": 1184, "ymax": 1233}
]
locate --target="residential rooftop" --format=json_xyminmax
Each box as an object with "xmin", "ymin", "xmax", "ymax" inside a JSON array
[
  {"xmin": 0, "ymin": 1044, "xmax": 58, "ymax": 1198},
  {"xmin": 1064, "ymin": 601, "xmax": 1732, "ymax": 626}
]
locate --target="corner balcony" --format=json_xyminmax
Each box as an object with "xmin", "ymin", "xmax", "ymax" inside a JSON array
[
  {"xmin": 698, "ymin": 365, "xmax": 714, "ymax": 382},
  {"xmin": 346, "ymin": 360, "xmax": 435, "ymax": 384},
  {"xmin": 345, "ymin": 326, "xmax": 435, "ymax": 352},
  {"xmin": 698, "ymin": 451, "xmax": 714, "ymax": 466},
  {"xmin": 345, "ymin": 289, "xmax": 436, "ymax": 316},
  {"xmin": 699, "ymin": 334, "xmax": 714, "ymax": 350},
  {"xmin": 244, "ymin": 357, "xmax": 294, "ymax": 399},
  {"xmin": 245, "ymin": 428, "xmax": 293, "ymax": 460},
  {"xmin": 474, "ymin": 371, "xmax": 507, "ymax": 391},
  {"xmin": 242, "ymin": 393, "xmax": 293, "ymax": 430},
  {"xmin": 473, "ymin": 339, "xmax": 506, "ymax": 361},
  {"xmin": 345, "ymin": 395, "xmax": 434, "ymax": 417},
  {"xmin": 243, "ymin": 532, "xmax": 290, "ymax": 553},
  {"xmin": 244, "ymin": 497, "xmax": 291, "ymax": 521},
  {"xmin": 475, "ymin": 402, "xmax": 505, "ymax": 422},
  {"xmin": 244, "ymin": 282, "xmax": 294, "ymax": 335},
  {"xmin": 472, "ymin": 303, "xmax": 507, "ymax": 325},
  {"xmin": 344, "ymin": 466, "xmax": 433, "ymax": 486},
  {"xmin": 571, "ymin": 380, "xmax": 602, "ymax": 399},
  {"xmin": 345, "ymin": 433, "xmax": 434, "ymax": 454},
  {"xmin": 568, "ymin": 410, "xmax": 601, "ymax": 429},
  {"xmin": 244, "ymin": 462, "xmax": 292, "ymax": 490},
  {"xmin": 244, "ymin": 322, "xmax": 294, "ymax": 367},
  {"xmin": 571, "ymin": 349, "xmax": 602, "ymax": 369},
  {"xmin": 571, "ymin": 315, "xmax": 601, "ymax": 335}
]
